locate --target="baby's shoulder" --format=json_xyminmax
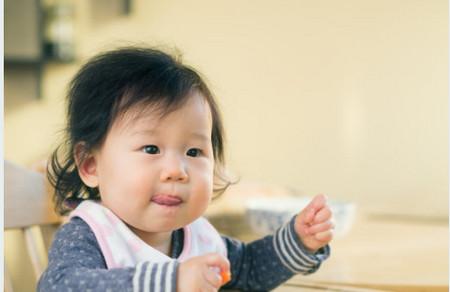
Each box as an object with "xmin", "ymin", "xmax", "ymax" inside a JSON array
[
  {"xmin": 49, "ymin": 217, "xmax": 104, "ymax": 262},
  {"xmin": 52, "ymin": 217, "xmax": 99, "ymax": 248},
  {"xmin": 59, "ymin": 216, "xmax": 92, "ymax": 234}
]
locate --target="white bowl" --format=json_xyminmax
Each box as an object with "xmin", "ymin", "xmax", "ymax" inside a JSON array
[{"xmin": 245, "ymin": 197, "xmax": 356, "ymax": 237}]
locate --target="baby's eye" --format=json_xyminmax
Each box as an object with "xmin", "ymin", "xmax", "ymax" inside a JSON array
[
  {"xmin": 186, "ymin": 148, "xmax": 202, "ymax": 157},
  {"xmin": 143, "ymin": 145, "xmax": 160, "ymax": 154}
]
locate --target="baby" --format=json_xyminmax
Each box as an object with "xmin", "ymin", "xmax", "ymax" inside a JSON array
[{"xmin": 38, "ymin": 47, "xmax": 333, "ymax": 291}]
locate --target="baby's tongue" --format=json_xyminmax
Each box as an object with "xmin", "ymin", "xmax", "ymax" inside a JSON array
[{"xmin": 151, "ymin": 195, "xmax": 182, "ymax": 206}]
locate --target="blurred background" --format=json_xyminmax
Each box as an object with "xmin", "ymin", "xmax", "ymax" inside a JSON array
[{"xmin": 4, "ymin": 0, "xmax": 448, "ymax": 291}]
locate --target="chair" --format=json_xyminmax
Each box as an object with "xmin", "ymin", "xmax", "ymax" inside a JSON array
[{"xmin": 4, "ymin": 160, "xmax": 60, "ymax": 292}]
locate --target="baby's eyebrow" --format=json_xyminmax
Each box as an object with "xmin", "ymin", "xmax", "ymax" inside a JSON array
[
  {"xmin": 130, "ymin": 129, "xmax": 209, "ymax": 142},
  {"xmin": 190, "ymin": 132, "xmax": 210, "ymax": 142},
  {"xmin": 130, "ymin": 129, "xmax": 158, "ymax": 136}
]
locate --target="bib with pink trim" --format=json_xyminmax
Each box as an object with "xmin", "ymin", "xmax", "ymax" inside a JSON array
[{"xmin": 70, "ymin": 200, "xmax": 227, "ymax": 268}]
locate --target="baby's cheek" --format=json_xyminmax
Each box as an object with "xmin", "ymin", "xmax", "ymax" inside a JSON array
[
  {"xmin": 129, "ymin": 171, "xmax": 156, "ymax": 193},
  {"xmin": 184, "ymin": 163, "xmax": 213, "ymax": 219},
  {"xmin": 191, "ymin": 177, "xmax": 212, "ymax": 211},
  {"xmin": 197, "ymin": 180, "xmax": 213, "ymax": 205},
  {"xmin": 194, "ymin": 164, "xmax": 214, "ymax": 192}
]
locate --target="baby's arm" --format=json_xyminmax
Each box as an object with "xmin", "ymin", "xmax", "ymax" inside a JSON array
[
  {"xmin": 220, "ymin": 199, "xmax": 331, "ymax": 291},
  {"xmin": 37, "ymin": 217, "xmax": 178, "ymax": 292}
]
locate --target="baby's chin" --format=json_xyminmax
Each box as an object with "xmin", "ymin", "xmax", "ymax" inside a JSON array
[{"xmin": 131, "ymin": 218, "xmax": 192, "ymax": 234}]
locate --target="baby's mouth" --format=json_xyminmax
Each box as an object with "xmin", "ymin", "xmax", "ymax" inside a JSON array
[{"xmin": 151, "ymin": 194, "xmax": 183, "ymax": 206}]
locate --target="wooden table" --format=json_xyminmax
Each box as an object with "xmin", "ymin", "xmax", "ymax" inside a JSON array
[
  {"xmin": 206, "ymin": 182, "xmax": 448, "ymax": 292},
  {"xmin": 283, "ymin": 210, "xmax": 448, "ymax": 292},
  {"xmin": 209, "ymin": 205, "xmax": 448, "ymax": 292}
]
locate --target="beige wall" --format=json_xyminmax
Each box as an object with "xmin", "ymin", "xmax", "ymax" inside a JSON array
[{"xmin": 6, "ymin": 0, "xmax": 448, "ymax": 216}]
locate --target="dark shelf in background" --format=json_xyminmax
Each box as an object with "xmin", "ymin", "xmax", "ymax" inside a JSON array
[{"xmin": 4, "ymin": 58, "xmax": 43, "ymax": 66}]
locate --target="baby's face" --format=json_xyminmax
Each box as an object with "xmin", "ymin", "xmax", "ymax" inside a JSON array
[{"xmin": 93, "ymin": 92, "xmax": 214, "ymax": 235}]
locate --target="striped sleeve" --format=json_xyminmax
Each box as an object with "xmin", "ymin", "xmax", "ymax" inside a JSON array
[
  {"xmin": 273, "ymin": 215, "xmax": 330, "ymax": 274},
  {"xmin": 132, "ymin": 260, "xmax": 178, "ymax": 292}
]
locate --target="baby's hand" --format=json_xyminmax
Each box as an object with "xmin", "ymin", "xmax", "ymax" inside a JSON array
[
  {"xmin": 177, "ymin": 253, "xmax": 231, "ymax": 292},
  {"xmin": 294, "ymin": 194, "xmax": 334, "ymax": 253}
]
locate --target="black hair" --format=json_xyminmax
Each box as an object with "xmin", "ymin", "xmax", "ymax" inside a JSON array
[{"xmin": 48, "ymin": 47, "xmax": 233, "ymax": 215}]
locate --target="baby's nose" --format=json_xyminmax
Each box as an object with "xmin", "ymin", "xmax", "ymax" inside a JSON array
[{"xmin": 160, "ymin": 157, "xmax": 188, "ymax": 182}]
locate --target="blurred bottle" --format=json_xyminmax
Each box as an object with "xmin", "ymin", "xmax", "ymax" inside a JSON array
[{"xmin": 44, "ymin": 0, "xmax": 75, "ymax": 62}]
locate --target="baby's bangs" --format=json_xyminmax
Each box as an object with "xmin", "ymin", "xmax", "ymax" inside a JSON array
[{"xmin": 110, "ymin": 67, "xmax": 202, "ymax": 126}]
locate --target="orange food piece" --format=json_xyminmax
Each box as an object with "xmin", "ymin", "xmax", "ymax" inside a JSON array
[{"xmin": 220, "ymin": 270, "xmax": 231, "ymax": 285}]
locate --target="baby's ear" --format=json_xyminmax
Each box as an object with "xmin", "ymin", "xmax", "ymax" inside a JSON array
[{"xmin": 74, "ymin": 142, "xmax": 99, "ymax": 188}]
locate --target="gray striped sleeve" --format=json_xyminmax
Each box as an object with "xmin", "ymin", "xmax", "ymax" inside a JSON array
[
  {"xmin": 133, "ymin": 260, "xmax": 178, "ymax": 292},
  {"xmin": 273, "ymin": 215, "xmax": 330, "ymax": 274}
]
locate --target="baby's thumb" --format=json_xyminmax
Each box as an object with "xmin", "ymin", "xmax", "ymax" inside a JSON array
[
  {"xmin": 203, "ymin": 253, "xmax": 230, "ymax": 271},
  {"xmin": 302, "ymin": 194, "xmax": 327, "ymax": 222},
  {"xmin": 202, "ymin": 253, "xmax": 231, "ymax": 285}
]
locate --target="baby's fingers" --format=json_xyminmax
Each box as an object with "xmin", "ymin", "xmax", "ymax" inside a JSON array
[
  {"xmin": 307, "ymin": 194, "xmax": 328, "ymax": 211},
  {"xmin": 314, "ymin": 230, "xmax": 334, "ymax": 242},
  {"xmin": 203, "ymin": 253, "xmax": 231, "ymax": 287},
  {"xmin": 307, "ymin": 220, "xmax": 334, "ymax": 234},
  {"xmin": 313, "ymin": 206, "xmax": 332, "ymax": 224},
  {"xmin": 302, "ymin": 194, "xmax": 327, "ymax": 224},
  {"xmin": 204, "ymin": 253, "xmax": 230, "ymax": 275},
  {"xmin": 203, "ymin": 267, "xmax": 222, "ymax": 289}
]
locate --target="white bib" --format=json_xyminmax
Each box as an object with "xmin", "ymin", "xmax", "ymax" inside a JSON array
[{"xmin": 70, "ymin": 200, "xmax": 227, "ymax": 268}]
